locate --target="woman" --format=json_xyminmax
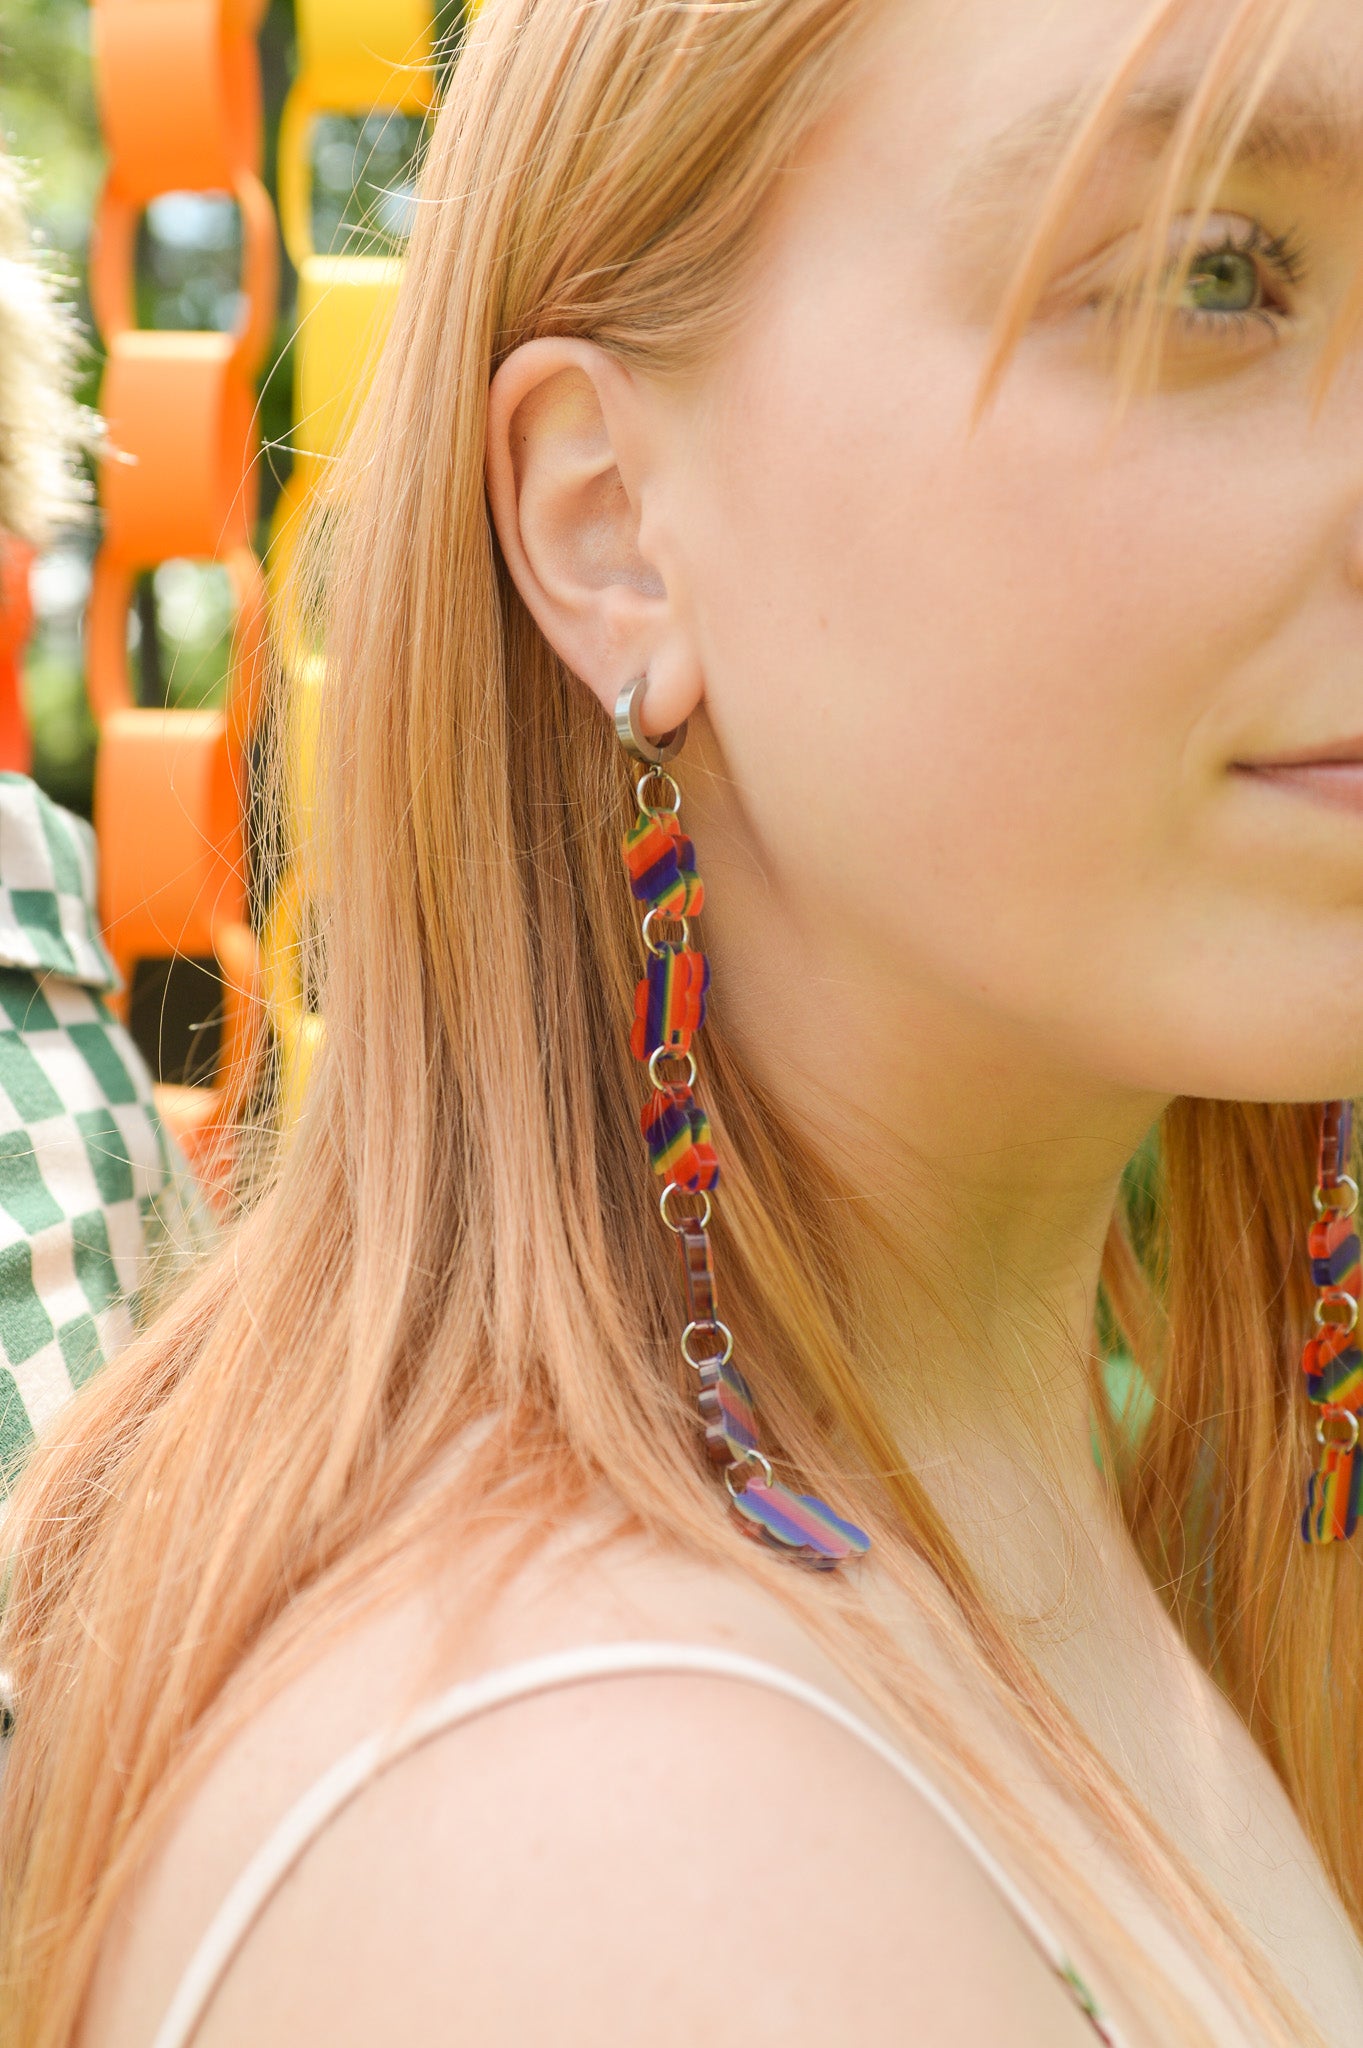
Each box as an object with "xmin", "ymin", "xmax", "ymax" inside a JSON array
[{"xmin": 5, "ymin": 0, "xmax": 1363, "ymax": 2040}]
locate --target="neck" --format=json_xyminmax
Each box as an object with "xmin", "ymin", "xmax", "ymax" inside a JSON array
[{"xmin": 683, "ymin": 713, "xmax": 1167, "ymax": 1617}]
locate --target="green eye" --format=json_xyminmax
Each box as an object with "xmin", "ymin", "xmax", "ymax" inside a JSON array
[
  {"xmin": 1182, "ymin": 246, "xmax": 1262, "ymax": 315},
  {"xmin": 1085, "ymin": 217, "xmax": 1306, "ymax": 349}
]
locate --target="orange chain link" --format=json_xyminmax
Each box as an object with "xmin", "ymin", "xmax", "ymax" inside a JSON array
[
  {"xmin": 86, "ymin": 0, "xmax": 280, "ymax": 1204},
  {"xmin": 0, "ymin": 536, "xmax": 36, "ymax": 775}
]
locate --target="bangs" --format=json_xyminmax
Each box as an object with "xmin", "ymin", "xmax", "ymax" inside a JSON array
[{"xmin": 973, "ymin": 0, "xmax": 1363, "ymax": 419}]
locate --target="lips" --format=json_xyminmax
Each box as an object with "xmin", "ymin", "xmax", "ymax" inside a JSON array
[
  {"xmin": 1235, "ymin": 750, "xmax": 1363, "ymax": 817},
  {"xmin": 1241, "ymin": 735, "xmax": 1363, "ymax": 770}
]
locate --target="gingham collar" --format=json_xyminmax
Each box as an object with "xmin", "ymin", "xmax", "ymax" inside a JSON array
[{"xmin": 0, "ymin": 772, "xmax": 119, "ymax": 990}]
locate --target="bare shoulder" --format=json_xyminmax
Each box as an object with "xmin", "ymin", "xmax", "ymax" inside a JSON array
[
  {"xmin": 80, "ymin": 1512, "xmax": 1092, "ymax": 2047},
  {"xmin": 190, "ymin": 1659, "xmax": 1093, "ymax": 2048}
]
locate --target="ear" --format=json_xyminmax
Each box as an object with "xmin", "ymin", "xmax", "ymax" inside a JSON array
[{"xmin": 485, "ymin": 337, "xmax": 703, "ymax": 741}]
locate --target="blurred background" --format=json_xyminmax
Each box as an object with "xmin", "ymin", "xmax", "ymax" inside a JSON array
[
  {"xmin": 2, "ymin": 0, "xmax": 431, "ymax": 819},
  {"xmin": 0, "ymin": 0, "xmax": 447, "ymax": 1115}
]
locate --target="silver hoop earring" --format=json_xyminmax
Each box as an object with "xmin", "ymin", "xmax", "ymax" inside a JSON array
[{"xmin": 613, "ymin": 677, "xmax": 688, "ymax": 767}]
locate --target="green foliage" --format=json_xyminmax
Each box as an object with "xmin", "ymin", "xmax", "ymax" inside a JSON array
[
  {"xmin": 311, "ymin": 110, "xmax": 426, "ymax": 258},
  {"xmin": 0, "ymin": 0, "xmax": 100, "ymax": 243},
  {"xmin": 1, "ymin": 0, "xmax": 102, "ymax": 403},
  {"xmin": 3, "ymin": 0, "xmax": 100, "ymax": 810}
]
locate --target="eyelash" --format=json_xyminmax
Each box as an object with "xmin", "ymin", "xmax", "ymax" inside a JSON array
[
  {"xmin": 1087, "ymin": 216, "xmax": 1309, "ymax": 347},
  {"xmin": 1169, "ymin": 218, "xmax": 1308, "ymax": 341}
]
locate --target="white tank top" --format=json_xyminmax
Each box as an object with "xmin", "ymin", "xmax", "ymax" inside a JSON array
[{"xmin": 149, "ymin": 1640, "xmax": 1124, "ymax": 2047}]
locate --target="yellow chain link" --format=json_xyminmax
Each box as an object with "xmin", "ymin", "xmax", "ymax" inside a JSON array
[{"xmin": 266, "ymin": 3, "xmax": 435, "ymax": 1121}]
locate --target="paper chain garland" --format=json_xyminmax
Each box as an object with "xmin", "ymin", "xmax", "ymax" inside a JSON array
[
  {"xmin": 1302, "ymin": 1100, "xmax": 1362, "ymax": 1544},
  {"xmin": 87, "ymin": 0, "xmax": 279, "ymax": 1204},
  {"xmin": 90, "ymin": 1, "xmax": 438, "ymax": 1166},
  {"xmin": 621, "ymin": 777, "xmax": 870, "ymax": 1569},
  {"xmin": 265, "ymin": 0, "xmax": 436, "ymax": 1127}
]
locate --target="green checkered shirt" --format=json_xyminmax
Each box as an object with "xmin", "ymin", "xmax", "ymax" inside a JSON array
[{"xmin": 0, "ymin": 773, "xmax": 212, "ymax": 1481}]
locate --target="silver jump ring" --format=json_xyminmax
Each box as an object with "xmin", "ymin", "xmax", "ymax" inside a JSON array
[
  {"xmin": 642, "ymin": 907, "xmax": 691, "ymax": 957},
  {"xmin": 681, "ymin": 1319, "xmax": 734, "ymax": 1370},
  {"xmin": 1314, "ymin": 1290, "xmax": 1360, "ymax": 1336},
  {"xmin": 648, "ymin": 1044, "xmax": 697, "ymax": 1091},
  {"xmin": 1314, "ymin": 1175, "xmax": 1361, "ymax": 1221},
  {"xmin": 660, "ymin": 1181, "xmax": 711, "ymax": 1233},
  {"xmin": 1316, "ymin": 1407, "xmax": 1361, "ymax": 1453},
  {"xmin": 636, "ymin": 767, "xmax": 681, "ymax": 818},
  {"xmin": 614, "ymin": 678, "xmax": 688, "ymax": 768},
  {"xmin": 725, "ymin": 1447, "xmax": 775, "ymax": 1498}
]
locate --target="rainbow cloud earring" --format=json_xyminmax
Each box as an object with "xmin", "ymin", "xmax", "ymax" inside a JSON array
[
  {"xmin": 614, "ymin": 678, "xmax": 869, "ymax": 1570},
  {"xmin": 1301, "ymin": 1100, "xmax": 1362, "ymax": 1545}
]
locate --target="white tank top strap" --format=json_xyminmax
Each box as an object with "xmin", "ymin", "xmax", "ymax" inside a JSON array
[{"xmin": 149, "ymin": 1639, "xmax": 1125, "ymax": 2048}]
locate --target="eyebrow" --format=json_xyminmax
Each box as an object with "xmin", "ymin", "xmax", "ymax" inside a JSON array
[{"xmin": 948, "ymin": 69, "xmax": 1363, "ymax": 221}]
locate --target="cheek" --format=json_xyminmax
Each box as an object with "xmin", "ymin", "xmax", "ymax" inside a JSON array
[
  {"xmin": 678, "ymin": 309, "xmax": 1333, "ymax": 1086},
  {"xmin": 696, "ymin": 327, "xmax": 1278, "ymax": 848}
]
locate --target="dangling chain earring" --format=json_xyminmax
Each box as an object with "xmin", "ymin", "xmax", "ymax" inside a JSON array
[
  {"xmin": 613, "ymin": 678, "xmax": 869, "ymax": 1570},
  {"xmin": 1301, "ymin": 1099, "xmax": 1362, "ymax": 1545}
]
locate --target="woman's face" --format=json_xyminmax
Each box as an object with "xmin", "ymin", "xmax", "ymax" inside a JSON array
[{"xmin": 636, "ymin": 0, "xmax": 1363, "ymax": 1110}]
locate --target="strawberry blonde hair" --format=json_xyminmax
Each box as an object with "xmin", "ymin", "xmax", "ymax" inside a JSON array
[{"xmin": 3, "ymin": 2, "xmax": 1362, "ymax": 2042}]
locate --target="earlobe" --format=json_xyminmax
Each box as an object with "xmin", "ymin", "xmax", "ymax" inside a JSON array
[{"xmin": 485, "ymin": 337, "xmax": 702, "ymax": 735}]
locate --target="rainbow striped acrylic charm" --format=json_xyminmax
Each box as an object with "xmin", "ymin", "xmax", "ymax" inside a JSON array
[
  {"xmin": 1301, "ymin": 1101, "xmax": 1362, "ymax": 1546},
  {"xmin": 728, "ymin": 1474, "xmax": 872, "ymax": 1572},
  {"xmin": 615, "ymin": 683, "xmax": 870, "ymax": 1572}
]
